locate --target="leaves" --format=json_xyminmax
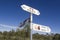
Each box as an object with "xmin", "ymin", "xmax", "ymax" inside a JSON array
[{"xmin": 0, "ymin": 25, "xmax": 60, "ymax": 40}]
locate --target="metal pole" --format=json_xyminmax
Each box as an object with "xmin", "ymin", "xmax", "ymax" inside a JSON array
[{"xmin": 30, "ymin": 12, "xmax": 32, "ymax": 40}]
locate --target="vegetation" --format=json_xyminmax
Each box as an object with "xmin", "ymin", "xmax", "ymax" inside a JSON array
[
  {"xmin": 0, "ymin": 24, "xmax": 60, "ymax": 40},
  {"xmin": 0, "ymin": 28, "xmax": 60, "ymax": 40}
]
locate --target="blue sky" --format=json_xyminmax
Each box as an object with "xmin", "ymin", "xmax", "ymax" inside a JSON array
[{"xmin": 0, "ymin": 0, "xmax": 60, "ymax": 33}]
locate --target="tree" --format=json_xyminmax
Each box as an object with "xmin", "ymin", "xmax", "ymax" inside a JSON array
[{"xmin": 53, "ymin": 34, "xmax": 60, "ymax": 40}]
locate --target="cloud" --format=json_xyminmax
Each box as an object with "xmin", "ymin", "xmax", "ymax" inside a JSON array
[
  {"xmin": 0, "ymin": 24, "xmax": 18, "ymax": 29},
  {"xmin": 0, "ymin": 24, "xmax": 20, "ymax": 32}
]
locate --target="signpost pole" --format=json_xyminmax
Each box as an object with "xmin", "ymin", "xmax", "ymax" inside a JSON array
[{"xmin": 30, "ymin": 11, "xmax": 32, "ymax": 40}]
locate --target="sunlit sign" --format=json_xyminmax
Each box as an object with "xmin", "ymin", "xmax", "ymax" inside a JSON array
[
  {"xmin": 32, "ymin": 23, "xmax": 51, "ymax": 33},
  {"xmin": 21, "ymin": 4, "xmax": 40, "ymax": 15}
]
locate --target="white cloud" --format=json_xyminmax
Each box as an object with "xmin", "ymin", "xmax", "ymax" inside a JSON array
[
  {"xmin": 0, "ymin": 24, "xmax": 18, "ymax": 28},
  {"xmin": 0, "ymin": 24, "xmax": 19, "ymax": 31}
]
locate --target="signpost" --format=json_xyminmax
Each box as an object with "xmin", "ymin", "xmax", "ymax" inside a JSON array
[
  {"xmin": 21, "ymin": 4, "xmax": 51, "ymax": 40},
  {"xmin": 21, "ymin": 4, "xmax": 40, "ymax": 15},
  {"xmin": 32, "ymin": 23, "xmax": 51, "ymax": 33}
]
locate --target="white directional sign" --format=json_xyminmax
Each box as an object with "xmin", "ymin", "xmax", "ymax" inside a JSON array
[
  {"xmin": 21, "ymin": 4, "xmax": 40, "ymax": 15},
  {"xmin": 32, "ymin": 23, "xmax": 51, "ymax": 33}
]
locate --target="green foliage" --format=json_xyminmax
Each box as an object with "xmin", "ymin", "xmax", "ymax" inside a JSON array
[
  {"xmin": 53, "ymin": 34, "xmax": 60, "ymax": 40},
  {"xmin": 0, "ymin": 24, "xmax": 60, "ymax": 40},
  {"xmin": 0, "ymin": 29, "xmax": 60, "ymax": 40}
]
